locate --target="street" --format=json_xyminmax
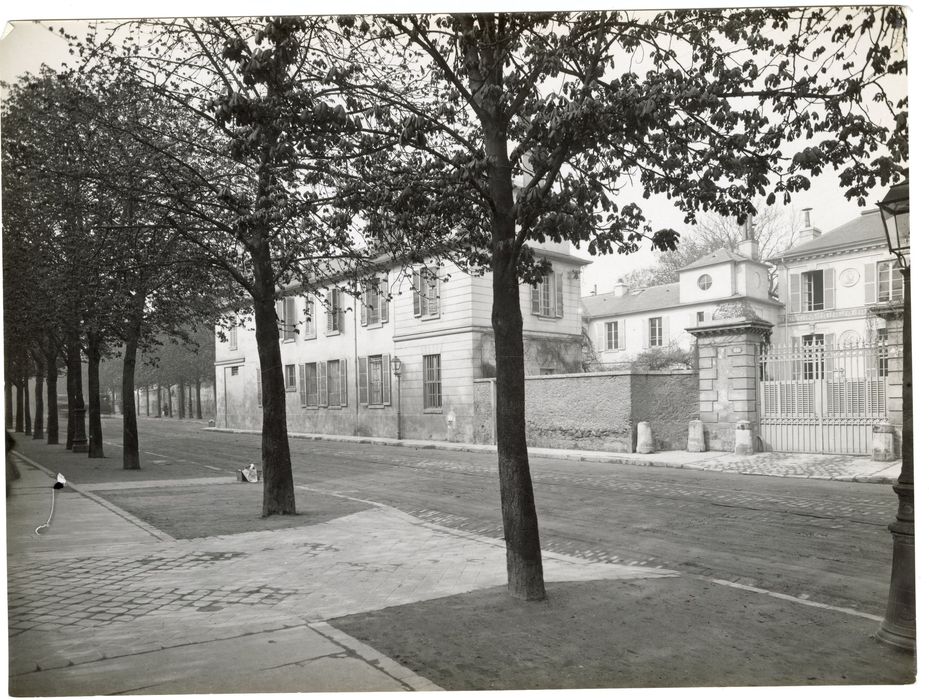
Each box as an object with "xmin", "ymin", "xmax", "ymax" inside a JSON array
[{"xmin": 93, "ymin": 417, "xmax": 895, "ymax": 617}]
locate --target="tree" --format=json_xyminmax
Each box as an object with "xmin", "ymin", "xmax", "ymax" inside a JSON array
[
  {"xmin": 624, "ymin": 204, "xmax": 798, "ymax": 291},
  {"xmin": 332, "ymin": 8, "xmax": 906, "ymax": 600},
  {"xmin": 74, "ymin": 17, "xmax": 380, "ymax": 513}
]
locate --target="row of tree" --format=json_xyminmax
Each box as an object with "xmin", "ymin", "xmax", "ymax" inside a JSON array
[{"xmin": 2, "ymin": 10, "xmax": 906, "ymax": 600}]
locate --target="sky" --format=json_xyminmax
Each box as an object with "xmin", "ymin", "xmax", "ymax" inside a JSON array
[{"xmin": 0, "ymin": 1, "xmax": 916, "ymax": 298}]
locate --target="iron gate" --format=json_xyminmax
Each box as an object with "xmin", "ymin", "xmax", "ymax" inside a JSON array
[{"xmin": 758, "ymin": 339, "xmax": 893, "ymax": 454}]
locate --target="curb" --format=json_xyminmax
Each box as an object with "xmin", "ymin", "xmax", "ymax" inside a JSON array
[
  {"xmin": 204, "ymin": 427, "xmax": 896, "ymax": 484},
  {"xmin": 11, "ymin": 451, "xmax": 176, "ymax": 542}
]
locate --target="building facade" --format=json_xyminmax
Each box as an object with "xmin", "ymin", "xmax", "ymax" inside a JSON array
[
  {"xmin": 770, "ymin": 208, "xmax": 903, "ymax": 347},
  {"xmin": 214, "ymin": 244, "xmax": 590, "ymax": 442}
]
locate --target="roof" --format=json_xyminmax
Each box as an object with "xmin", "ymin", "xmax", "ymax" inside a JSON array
[
  {"xmin": 678, "ymin": 248, "xmax": 752, "ymax": 272},
  {"xmin": 582, "ymin": 283, "xmax": 680, "ymax": 318},
  {"xmin": 773, "ymin": 209, "xmax": 885, "ymax": 261}
]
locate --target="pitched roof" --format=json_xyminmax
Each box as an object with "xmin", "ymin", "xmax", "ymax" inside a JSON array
[
  {"xmin": 678, "ymin": 247, "xmax": 751, "ymax": 272},
  {"xmin": 773, "ymin": 209, "xmax": 885, "ymax": 261},
  {"xmin": 582, "ymin": 283, "xmax": 680, "ymax": 318}
]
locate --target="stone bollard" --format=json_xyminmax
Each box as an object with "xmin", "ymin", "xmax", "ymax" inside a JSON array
[
  {"xmin": 734, "ymin": 420, "xmax": 754, "ymax": 455},
  {"xmin": 872, "ymin": 421, "xmax": 896, "ymax": 461},
  {"xmin": 687, "ymin": 419, "xmax": 706, "ymax": 452},
  {"xmin": 636, "ymin": 421, "xmax": 654, "ymax": 454}
]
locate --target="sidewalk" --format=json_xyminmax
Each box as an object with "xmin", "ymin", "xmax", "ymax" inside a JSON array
[
  {"xmin": 5, "ymin": 440, "xmax": 915, "ymax": 693},
  {"xmin": 207, "ymin": 426, "xmax": 904, "ymax": 484}
]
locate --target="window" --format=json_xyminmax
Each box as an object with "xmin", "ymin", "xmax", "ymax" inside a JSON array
[
  {"xmin": 304, "ymin": 299, "xmax": 316, "ymax": 339},
  {"xmin": 359, "ymin": 354, "xmax": 392, "ymax": 406},
  {"xmin": 412, "ymin": 267, "xmax": 440, "ymax": 319},
  {"xmin": 877, "ymin": 261, "xmax": 904, "ymax": 302},
  {"xmin": 325, "ymin": 359, "xmax": 348, "ymax": 407},
  {"xmin": 648, "ymin": 317, "xmax": 663, "ymax": 347},
  {"xmin": 361, "ymin": 279, "xmax": 390, "ymax": 327},
  {"xmin": 605, "ymin": 321, "xmax": 621, "ymax": 351},
  {"xmin": 802, "ymin": 334, "xmax": 825, "ymax": 380},
  {"xmin": 229, "ymin": 325, "xmax": 238, "ymax": 351},
  {"xmin": 423, "ymin": 354, "xmax": 442, "ymax": 409},
  {"xmin": 696, "ymin": 311, "xmax": 705, "ymax": 323},
  {"xmin": 276, "ymin": 297, "xmax": 297, "ymax": 340},
  {"xmin": 303, "ymin": 362, "xmax": 318, "ymax": 406},
  {"xmin": 284, "ymin": 364, "xmax": 296, "ymax": 391},
  {"xmin": 326, "ymin": 288, "xmax": 344, "ymax": 334},
  {"xmin": 230, "ymin": 366, "xmax": 239, "ymax": 376},
  {"xmin": 531, "ymin": 270, "xmax": 564, "ymax": 319},
  {"xmin": 790, "ymin": 269, "xmax": 834, "ymax": 313},
  {"xmin": 803, "ymin": 271, "xmax": 824, "ymax": 311},
  {"xmin": 698, "ymin": 274, "xmax": 713, "ymax": 290}
]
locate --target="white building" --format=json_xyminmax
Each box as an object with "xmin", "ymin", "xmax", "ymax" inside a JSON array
[
  {"xmin": 214, "ymin": 243, "xmax": 590, "ymax": 442},
  {"xmin": 770, "ymin": 207, "xmax": 903, "ymax": 348}
]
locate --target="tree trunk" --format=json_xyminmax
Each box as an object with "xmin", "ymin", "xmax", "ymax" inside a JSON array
[
  {"xmin": 253, "ymin": 275, "xmax": 296, "ymax": 516},
  {"xmin": 15, "ymin": 381, "xmax": 25, "ymax": 433},
  {"xmin": 188, "ymin": 382, "xmax": 194, "ymax": 419},
  {"xmin": 121, "ymin": 328, "xmax": 142, "ymax": 470},
  {"xmin": 156, "ymin": 383, "xmax": 162, "ymax": 417},
  {"xmin": 483, "ymin": 108, "xmax": 546, "ymax": 600},
  {"xmin": 178, "ymin": 381, "xmax": 186, "ymax": 419},
  {"xmin": 492, "ymin": 245, "xmax": 546, "ymax": 601},
  {"xmin": 66, "ymin": 336, "xmax": 88, "ymax": 452},
  {"xmin": 23, "ymin": 370, "xmax": 32, "ymax": 435},
  {"xmin": 32, "ymin": 355, "xmax": 45, "ymax": 441},
  {"xmin": 196, "ymin": 379, "xmax": 203, "ymax": 419},
  {"xmin": 167, "ymin": 387, "xmax": 173, "ymax": 417},
  {"xmin": 44, "ymin": 337, "xmax": 59, "ymax": 445},
  {"xmin": 145, "ymin": 385, "xmax": 150, "ymax": 416},
  {"xmin": 86, "ymin": 330, "xmax": 105, "ymax": 458}
]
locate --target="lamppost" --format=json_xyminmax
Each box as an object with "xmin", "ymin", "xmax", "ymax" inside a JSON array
[
  {"xmin": 876, "ymin": 177, "xmax": 914, "ymax": 650},
  {"xmin": 391, "ymin": 356, "xmax": 402, "ymax": 440}
]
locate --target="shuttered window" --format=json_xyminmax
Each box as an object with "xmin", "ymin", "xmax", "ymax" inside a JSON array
[
  {"xmin": 530, "ymin": 271, "xmax": 564, "ymax": 319},
  {"xmin": 326, "ymin": 289, "xmax": 343, "ymax": 334},
  {"xmin": 412, "ymin": 267, "xmax": 440, "ymax": 319}
]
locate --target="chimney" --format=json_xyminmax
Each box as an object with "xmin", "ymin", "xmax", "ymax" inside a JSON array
[
  {"xmin": 613, "ymin": 278, "xmax": 629, "ymax": 297},
  {"xmin": 796, "ymin": 207, "xmax": 821, "ymax": 244}
]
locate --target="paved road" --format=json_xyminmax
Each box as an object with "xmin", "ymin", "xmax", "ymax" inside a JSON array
[{"xmin": 94, "ymin": 417, "xmax": 895, "ymax": 616}]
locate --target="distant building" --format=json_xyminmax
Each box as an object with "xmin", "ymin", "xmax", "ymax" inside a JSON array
[{"xmin": 583, "ymin": 237, "xmax": 780, "ymax": 367}]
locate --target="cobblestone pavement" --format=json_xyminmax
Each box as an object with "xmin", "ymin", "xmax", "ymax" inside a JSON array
[
  {"xmin": 212, "ymin": 426, "xmax": 903, "ymax": 483},
  {"xmin": 6, "ymin": 456, "xmax": 670, "ymax": 695}
]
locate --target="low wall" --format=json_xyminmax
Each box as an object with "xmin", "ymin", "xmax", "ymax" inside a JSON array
[{"xmin": 474, "ymin": 370, "xmax": 698, "ymax": 452}]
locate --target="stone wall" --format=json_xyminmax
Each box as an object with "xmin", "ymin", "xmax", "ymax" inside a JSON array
[{"xmin": 474, "ymin": 369, "xmax": 698, "ymax": 452}]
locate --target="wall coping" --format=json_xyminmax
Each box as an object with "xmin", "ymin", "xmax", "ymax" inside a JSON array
[{"xmin": 474, "ymin": 369, "xmax": 696, "ymax": 384}]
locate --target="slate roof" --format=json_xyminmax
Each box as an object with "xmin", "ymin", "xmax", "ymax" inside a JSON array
[
  {"xmin": 582, "ymin": 283, "xmax": 680, "ymax": 318},
  {"xmin": 678, "ymin": 248, "xmax": 752, "ymax": 271},
  {"xmin": 772, "ymin": 209, "xmax": 885, "ymax": 261}
]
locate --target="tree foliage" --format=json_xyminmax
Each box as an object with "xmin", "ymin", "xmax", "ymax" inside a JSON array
[{"xmin": 623, "ymin": 204, "xmax": 799, "ymax": 291}]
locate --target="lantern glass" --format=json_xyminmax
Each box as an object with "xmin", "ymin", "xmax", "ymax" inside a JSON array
[
  {"xmin": 878, "ymin": 180, "xmax": 910, "ymax": 265},
  {"xmin": 391, "ymin": 357, "xmax": 402, "ymax": 376}
]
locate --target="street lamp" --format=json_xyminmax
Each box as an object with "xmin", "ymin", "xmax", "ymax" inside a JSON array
[
  {"xmin": 876, "ymin": 177, "xmax": 914, "ymax": 650},
  {"xmin": 391, "ymin": 356, "xmax": 402, "ymax": 440}
]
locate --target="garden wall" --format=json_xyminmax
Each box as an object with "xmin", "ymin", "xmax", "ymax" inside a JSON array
[{"xmin": 473, "ymin": 369, "xmax": 698, "ymax": 452}]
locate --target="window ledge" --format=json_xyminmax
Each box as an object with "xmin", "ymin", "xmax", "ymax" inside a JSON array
[{"xmin": 423, "ymin": 408, "xmax": 443, "ymax": 414}]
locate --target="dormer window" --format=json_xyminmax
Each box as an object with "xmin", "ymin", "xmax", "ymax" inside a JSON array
[{"xmin": 698, "ymin": 274, "xmax": 713, "ymax": 291}]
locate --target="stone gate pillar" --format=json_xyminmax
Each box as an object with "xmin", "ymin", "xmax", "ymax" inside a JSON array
[
  {"xmin": 687, "ymin": 314, "xmax": 773, "ymax": 452},
  {"xmin": 869, "ymin": 304, "xmax": 904, "ymax": 455}
]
